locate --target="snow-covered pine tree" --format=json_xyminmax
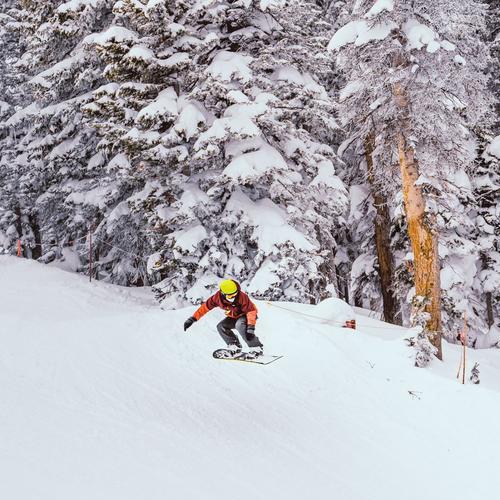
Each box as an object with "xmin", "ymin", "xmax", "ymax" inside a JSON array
[
  {"xmin": 0, "ymin": 0, "xmax": 22, "ymax": 251},
  {"xmin": 329, "ymin": 0, "xmax": 493, "ymax": 358},
  {"xmin": 0, "ymin": 1, "xmax": 114, "ymax": 267},
  {"xmin": 439, "ymin": 0, "xmax": 499, "ymax": 348},
  {"xmin": 0, "ymin": 0, "xmax": 21, "ymax": 113},
  {"xmin": 471, "ymin": 133, "xmax": 500, "ymax": 347},
  {"xmin": 467, "ymin": 0, "xmax": 500, "ymax": 347},
  {"xmin": 82, "ymin": 0, "xmax": 348, "ymax": 303}
]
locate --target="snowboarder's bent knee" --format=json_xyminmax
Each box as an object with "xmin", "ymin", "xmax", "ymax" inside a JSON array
[{"xmin": 184, "ymin": 279, "xmax": 263, "ymax": 356}]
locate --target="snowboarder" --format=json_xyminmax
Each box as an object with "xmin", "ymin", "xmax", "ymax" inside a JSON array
[{"xmin": 184, "ymin": 279, "xmax": 264, "ymax": 357}]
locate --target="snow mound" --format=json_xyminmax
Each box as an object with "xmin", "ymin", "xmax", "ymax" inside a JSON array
[{"xmin": 314, "ymin": 297, "xmax": 355, "ymax": 325}]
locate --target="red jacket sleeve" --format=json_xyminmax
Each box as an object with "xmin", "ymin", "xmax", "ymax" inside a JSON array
[
  {"xmin": 238, "ymin": 292, "xmax": 258, "ymax": 326},
  {"xmin": 193, "ymin": 293, "xmax": 218, "ymax": 321}
]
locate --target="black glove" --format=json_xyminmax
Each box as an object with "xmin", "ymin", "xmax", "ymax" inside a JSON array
[
  {"xmin": 246, "ymin": 324, "xmax": 255, "ymax": 337},
  {"xmin": 184, "ymin": 316, "xmax": 196, "ymax": 332}
]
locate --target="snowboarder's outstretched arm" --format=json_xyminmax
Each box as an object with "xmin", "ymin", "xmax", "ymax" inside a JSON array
[
  {"xmin": 184, "ymin": 294, "xmax": 218, "ymax": 331},
  {"xmin": 192, "ymin": 294, "xmax": 218, "ymax": 321}
]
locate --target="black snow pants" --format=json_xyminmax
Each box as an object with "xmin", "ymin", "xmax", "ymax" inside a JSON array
[{"xmin": 217, "ymin": 316, "xmax": 263, "ymax": 348}]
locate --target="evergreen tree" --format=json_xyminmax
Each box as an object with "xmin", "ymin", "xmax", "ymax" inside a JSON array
[
  {"xmin": 0, "ymin": 1, "xmax": 113, "ymax": 264},
  {"xmin": 329, "ymin": 0, "xmax": 492, "ymax": 356},
  {"xmin": 82, "ymin": 0, "xmax": 348, "ymax": 302}
]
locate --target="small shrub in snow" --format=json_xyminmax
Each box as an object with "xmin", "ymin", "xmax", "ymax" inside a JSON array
[{"xmin": 469, "ymin": 362, "xmax": 480, "ymax": 384}]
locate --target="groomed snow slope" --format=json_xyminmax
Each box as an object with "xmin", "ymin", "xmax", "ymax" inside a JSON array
[{"xmin": 1, "ymin": 256, "xmax": 499, "ymax": 500}]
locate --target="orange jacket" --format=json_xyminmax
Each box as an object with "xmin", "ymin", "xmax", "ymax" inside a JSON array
[{"xmin": 193, "ymin": 284, "xmax": 258, "ymax": 326}]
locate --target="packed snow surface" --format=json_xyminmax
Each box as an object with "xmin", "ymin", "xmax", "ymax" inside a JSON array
[{"xmin": 2, "ymin": 256, "xmax": 500, "ymax": 500}]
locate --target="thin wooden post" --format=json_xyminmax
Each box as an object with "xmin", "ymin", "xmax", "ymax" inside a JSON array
[
  {"xmin": 456, "ymin": 352, "xmax": 463, "ymax": 380},
  {"xmin": 89, "ymin": 229, "xmax": 92, "ymax": 283},
  {"xmin": 17, "ymin": 239, "xmax": 22, "ymax": 257},
  {"xmin": 457, "ymin": 315, "xmax": 468, "ymax": 384},
  {"xmin": 462, "ymin": 315, "xmax": 468, "ymax": 385}
]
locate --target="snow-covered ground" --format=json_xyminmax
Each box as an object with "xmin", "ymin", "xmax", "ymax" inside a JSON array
[{"xmin": 1, "ymin": 256, "xmax": 499, "ymax": 500}]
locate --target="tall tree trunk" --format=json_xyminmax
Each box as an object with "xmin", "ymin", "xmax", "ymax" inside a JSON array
[
  {"xmin": 29, "ymin": 212, "xmax": 42, "ymax": 260},
  {"xmin": 485, "ymin": 291, "xmax": 494, "ymax": 329},
  {"xmin": 394, "ymin": 84, "xmax": 442, "ymax": 360},
  {"xmin": 14, "ymin": 205, "xmax": 24, "ymax": 257},
  {"xmin": 364, "ymin": 133, "xmax": 400, "ymax": 325}
]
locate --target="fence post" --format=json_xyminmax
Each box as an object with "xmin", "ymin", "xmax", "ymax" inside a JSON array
[
  {"xmin": 461, "ymin": 315, "xmax": 468, "ymax": 385},
  {"xmin": 89, "ymin": 229, "xmax": 92, "ymax": 283}
]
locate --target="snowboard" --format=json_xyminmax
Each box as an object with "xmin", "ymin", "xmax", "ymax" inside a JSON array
[{"xmin": 212, "ymin": 349, "xmax": 283, "ymax": 365}]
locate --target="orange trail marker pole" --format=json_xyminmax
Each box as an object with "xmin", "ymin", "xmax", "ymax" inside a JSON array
[{"xmin": 17, "ymin": 240, "xmax": 22, "ymax": 257}]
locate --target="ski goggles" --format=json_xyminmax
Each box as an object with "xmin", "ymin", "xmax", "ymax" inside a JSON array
[{"xmin": 223, "ymin": 291, "xmax": 238, "ymax": 300}]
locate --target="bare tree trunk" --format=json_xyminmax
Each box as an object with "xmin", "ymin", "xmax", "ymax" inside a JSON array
[
  {"xmin": 485, "ymin": 292, "xmax": 494, "ymax": 329},
  {"xmin": 14, "ymin": 205, "xmax": 24, "ymax": 257},
  {"xmin": 365, "ymin": 133, "xmax": 400, "ymax": 325},
  {"xmin": 394, "ymin": 84, "xmax": 442, "ymax": 359},
  {"xmin": 29, "ymin": 212, "xmax": 42, "ymax": 260}
]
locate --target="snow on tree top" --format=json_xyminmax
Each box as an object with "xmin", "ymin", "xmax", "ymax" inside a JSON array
[
  {"xmin": 194, "ymin": 116, "xmax": 260, "ymax": 151},
  {"xmin": 157, "ymin": 52, "xmax": 190, "ymax": 69},
  {"xmin": 310, "ymin": 160, "xmax": 347, "ymax": 194},
  {"xmin": 328, "ymin": 20, "xmax": 397, "ymax": 51},
  {"xmin": 4, "ymin": 102, "xmax": 40, "ymax": 127},
  {"xmin": 225, "ymin": 136, "xmax": 266, "ymax": 159},
  {"xmin": 125, "ymin": 45, "xmax": 155, "ymax": 62},
  {"xmin": 224, "ymin": 99, "xmax": 269, "ymax": 122},
  {"xmin": 485, "ymin": 135, "xmax": 500, "ymax": 161},
  {"xmin": 122, "ymin": 127, "xmax": 161, "ymax": 146},
  {"xmin": 0, "ymin": 101, "xmax": 11, "ymax": 115},
  {"xmin": 339, "ymin": 80, "xmax": 363, "ymax": 102},
  {"xmin": 207, "ymin": 51, "xmax": 253, "ymax": 83},
  {"xmin": 247, "ymin": 258, "xmax": 282, "ymax": 294},
  {"xmin": 84, "ymin": 26, "xmax": 138, "ymax": 46},
  {"xmin": 135, "ymin": 87, "xmax": 178, "ymax": 125},
  {"xmin": 28, "ymin": 53, "xmax": 83, "ymax": 88},
  {"xmin": 145, "ymin": 0, "xmax": 167, "ymax": 11},
  {"xmin": 57, "ymin": 0, "xmax": 100, "ymax": 14},
  {"xmin": 329, "ymin": 16, "xmax": 456, "ymax": 54},
  {"xmin": 94, "ymin": 83, "xmax": 120, "ymax": 97},
  {"xmin": 365, "ymin": 0, "xmax": 394, "ymax": 18},
  {"xmin": 174, "ymin": 99, "xmax": 207, "ymax": 141},
  {"xmin": 107, "ymin": 153, "xmax": 131, "ymax": 172},
  {"xmin": 65, "ymin": 184, "xmax": 117, "ymax": 210},
  {"xmin": 171, "ymin": 225, "xmax": 208, "ymax": 253},
  {"xmin": 227, "ymin": 90, "xmax": 249, "ymax": 104},
  {"xmin": 271, "ymin": 66, "xmax": 326, "ymax": 95},
  {"xmin": 259, "ymin": 0, "xmax": 286, "ymax": 10},
  {"xmin": 224, "ymin": 190, "xmax": 316, "ymax": 254},
  {"xmin": 178, "ymin": 184, "xmax": 210, "ymax": 213},
  {"xmin": 403, "ymin": 19, "xmax": 455, "ymax": 53},
  {"xmin": 223, "ymin": 143, "xmax": 288, "ymax": 183}
]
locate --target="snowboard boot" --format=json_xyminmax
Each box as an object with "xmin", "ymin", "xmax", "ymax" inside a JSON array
[
  {"xmin": 227, "ymin": 344, "xmax": 242, "ymax": 355},
  {"xmin": 246, "ymin": 346, "xmax": 263, "ymax": 359}
]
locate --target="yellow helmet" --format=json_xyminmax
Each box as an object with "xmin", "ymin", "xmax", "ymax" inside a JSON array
[{"xmin": 220, "ymin": 279, "xmax": 238, "ymax": 296}]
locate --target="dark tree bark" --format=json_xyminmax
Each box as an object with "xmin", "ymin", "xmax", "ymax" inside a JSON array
[{"xmin": 364, "ymin": 133, "xmax": 400, "ymax": 325}]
